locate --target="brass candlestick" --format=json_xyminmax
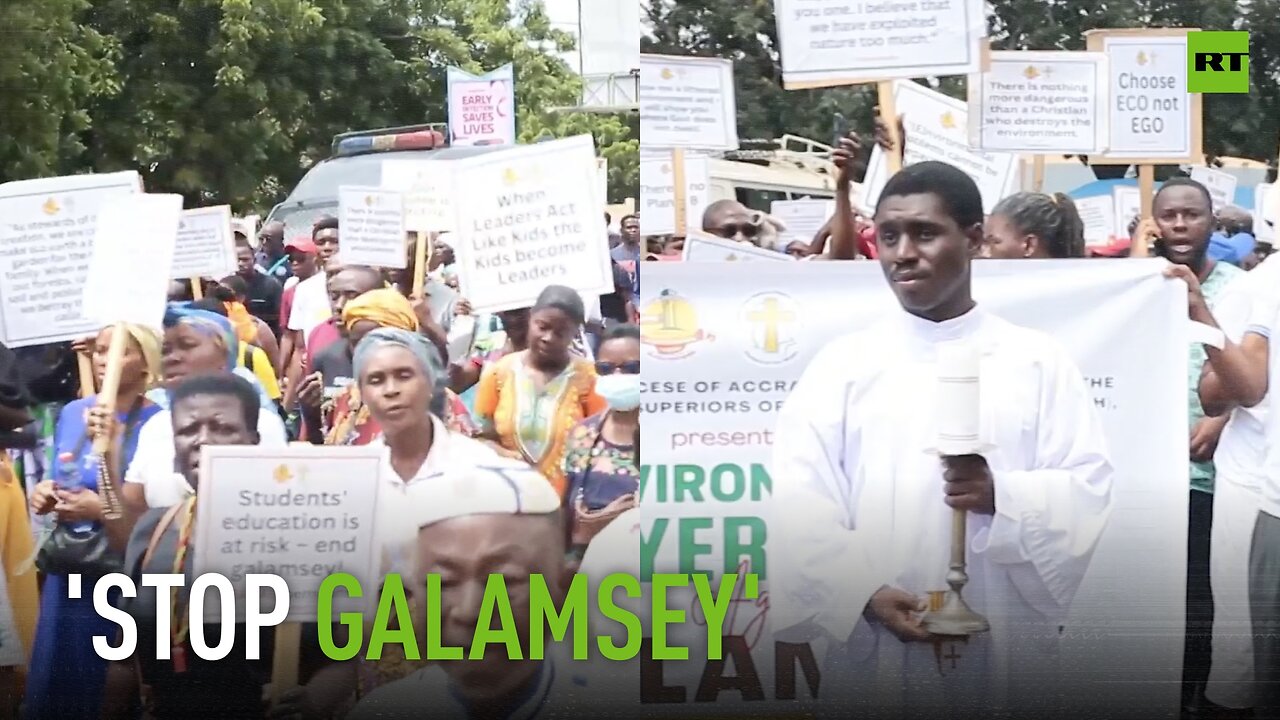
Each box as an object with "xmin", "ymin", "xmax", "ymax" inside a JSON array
[{"xmin": 922, "ymin": 504, "xmax": 989, "ymax": 636}]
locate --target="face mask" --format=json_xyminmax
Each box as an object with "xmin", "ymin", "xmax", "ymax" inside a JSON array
[{"xmin": 595, "ymin": 373, "xmax": 640, "ymax": 411}]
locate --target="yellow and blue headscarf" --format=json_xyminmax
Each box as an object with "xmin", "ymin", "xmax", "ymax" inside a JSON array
[{"xmin": 163, "ymin": 303, "xmax": 239, "ymax": 369}]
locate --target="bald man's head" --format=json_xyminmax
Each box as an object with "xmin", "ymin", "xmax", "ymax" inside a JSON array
[
  {"xmin": 702, "ymin": 199, "xmax": 761, "ymax": 245},
  {"xmin": 1219, "ymin": 205, "xmax": 1253, "ymax": 236}
]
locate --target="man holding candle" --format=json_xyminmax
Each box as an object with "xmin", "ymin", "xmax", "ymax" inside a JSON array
[{"xmin": 769, "ymin": 161, "xmax": 1114, "ymax": 718}]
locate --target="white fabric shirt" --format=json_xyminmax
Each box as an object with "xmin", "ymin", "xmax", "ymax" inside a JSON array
[
  {"xmin": 1212, "ymin": 254, "xmax": 1280, "ymax": 490},
  {"xmin": 367, "ymin": 415, "xmax": 537, "ymax": 578},
  {"xmin": 770, "ymin": 306, "xmax": 1113, "ymax": 714},
  {"xmin": 124, "ymin": 407, "xmax": 288, "ymax": 508},
  {"xmin": 287, "ymin": 272, "xmax": 331, "ymax": 344}
]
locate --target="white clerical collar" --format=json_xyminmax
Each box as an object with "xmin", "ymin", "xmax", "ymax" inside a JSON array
[{"xmin": 898, "ymin": 304, "xmax": 985, "ymax": 345}]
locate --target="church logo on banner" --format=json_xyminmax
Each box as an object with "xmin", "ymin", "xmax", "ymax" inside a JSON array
[
  {"xmin": 639, "ymin": 289, "xmax": 713, "ymax": 360},
  {"xmin": 740, "ymin": 292, "xmax": 802, "ymax": 365}
]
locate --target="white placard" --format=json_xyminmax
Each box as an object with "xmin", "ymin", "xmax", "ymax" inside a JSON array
[
  {"xmin": 1099, "ymin": 34, "xmax": 1193, "ymax": 159},
  {"xmin": 968, "ymin": 51, "xmax": 1109, "ymax": 154},
  {"xmin": 0, "ymin": 171, "xmax": 141, "ymax": 347},
  {"xmin": 640, "ymin": 55, "xmax": 738, "ymax": 150},
  {"xmin": 380, "ymin": 160, "xmax": 455, "ymax": 233},
  {"xmin": 172, "ymin": 206, "xmax": 235, "ymax": 280},
  {"xmin": 338, "ymin": 187, "xmax": 407, "ymax": 269},
  {"xmin": 1074, "ymin": 195, "xmax": 1117, "ymax": 248},
  {"xmin": 1255, "ymin": 183, "xmax": 1275, "ymax": 242},
  {"xmin": 681, "ymin": 230, "xmax": 793, "ymax": 262},
  {"xmin": 193, "ymin": 445, "xmax": 383, "ymax": 623},
  {"xmin": 446, "ymin": 64, "xmax": 516, "ymax": 147},
  {"xmin": 861, "ymin": 81, "xmax": 1021, "ymax": 215},
  {"xmin": 774, "ymin": 0, "xmax": 986, "ymax": 88},
  {"xmin": 231, "ymin": 216, "xmax": 258, "ymax": 243},
  {"xmin": 769, "ymin": 199, "xmax": 835, "ymax": 245},
  {"xmin": 1113, "ymin": 185, "xmax": 1141, "ymax": 235},
  {"xmin": 1189, "ymin": 166, "xmax": 1238, "ymax": 211},
  {"xmin": 450, "ymin": 134, "xmax": 612, "ymax": 313},
  {"xmin": 82, "ymin": 194, "xmax": 183, "ymax": 331},
  {"xmin": 640, "ymin": 153, "xmax": 711, "ymax": 236}
]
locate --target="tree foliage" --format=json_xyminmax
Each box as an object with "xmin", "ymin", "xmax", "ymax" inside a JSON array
[
  {"xmin": 643, "ymin": 0, "xmax": 1280, "ymax": 165},
  {"xmin": 1, "ymin": 0, "xmax": 637, "ymax": 210}
]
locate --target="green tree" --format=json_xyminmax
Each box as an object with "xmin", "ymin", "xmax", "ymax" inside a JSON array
[{"xmin": 0, "ymin": 0, "xmax": 116, "ymax": 183}]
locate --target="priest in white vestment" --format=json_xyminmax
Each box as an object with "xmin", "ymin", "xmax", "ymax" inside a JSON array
[{"xmin": 770, "ymin": 161, "xmax": 1115, "ymax": 718}]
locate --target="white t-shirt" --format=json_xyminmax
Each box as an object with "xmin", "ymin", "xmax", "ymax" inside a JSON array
[
  {"xmin": 124, "ymin": 408, "xmax": 288, "ymax": 509},
  {"xmin": 287, "ymin": 273, "xmax": 331, "ymax": 345}
]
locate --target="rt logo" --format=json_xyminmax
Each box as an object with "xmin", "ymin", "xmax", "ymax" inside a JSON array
[{"xmin": 1188, "ymin": 31, "xmax": 1249, "ymax": 93}]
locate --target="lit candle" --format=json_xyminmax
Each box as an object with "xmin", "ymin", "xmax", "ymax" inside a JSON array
[{"xmin": 936, "ymin": 341, "xmax": 981, "ymax": 453}]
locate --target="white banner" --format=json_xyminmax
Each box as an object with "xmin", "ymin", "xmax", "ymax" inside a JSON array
[
  {"xmin": 381, "ymin": 160, "xmax": 455, "ymax": 233},
  {"xmin": 637, "ymin": 260, "xmax": 1186, "ymax": 717},
  {"xmin": 83, "ymin": 194, "xmax": 183, "ymax": 332},
  {"xmin": 769, "ymin": 199, "xmax": 834, "ymax": 246},
  {"xmin": 861, "ymin": 81, "xmax": 1020, "ymax": 215},
  {"xmin": 447, "ymin": 64, "xmax": 516, "ymax": 147},
  {"xmin": 681, "ymin": 230, "xmax": 794, "ymax": 262},
  {"xmin": 338, "ymin": 186, "xmax": 407, "ymax": 269}
]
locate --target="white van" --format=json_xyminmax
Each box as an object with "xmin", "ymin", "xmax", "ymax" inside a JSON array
[{"xmin": 707, "ymin": 134, "xmax": 860, "ymax": 208}]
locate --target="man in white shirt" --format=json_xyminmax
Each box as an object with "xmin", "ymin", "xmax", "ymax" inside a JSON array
[
  {"xmin": 770, "ymin": 161, "xmax": 1114, "ymax": 718},
  {"xmin": 1194, "ymin": 253, "xmax": 1280, "ymax": 713}
]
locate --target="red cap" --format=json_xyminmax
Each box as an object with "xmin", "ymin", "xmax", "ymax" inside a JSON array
[
  {"xmin": 284, "ymin": 236, "xmax": 317, "ymax": 254},
  {"xmin": 1088, "ymin": 236, "xmax": 1132, "ymax": 258}
]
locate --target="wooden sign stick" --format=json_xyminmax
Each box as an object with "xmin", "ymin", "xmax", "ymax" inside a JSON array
[
  {"xmin": 270, "ymin": 621, "xmax": 303, "ymax": 705},
  {"xmin": 1032, "ymin": 156, "xmax": 1046, "ymax": 193},
  {"xmin": 91, "ymin": 324, "xmax": 130, "ymax": 454},
  {"xmin": 672, "ymin": 149, "xmax": 688, "ymax": 238},
  {"xmin": 76, "ymin": 354, "xmax": 95, "ymax": 398},
  {"xmin": 191, "ymin": 280, "xmax": 204, "ymax": 301},
  {"xmin": 411, "ymin": 231, "xmax": 430, "ymax": 298},
  {"xmin": 878, "ymin": 81, "xmax": 903, "ymax": 174},
  {"xmin": 1135, "ymin": 164, "xmax": 1155, "ymax": 258}
]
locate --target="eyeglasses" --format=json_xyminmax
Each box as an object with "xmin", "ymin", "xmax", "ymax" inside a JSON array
[
  {"xmin": 595, "ymin": 360, "xmax": 640, "ymax": 375},
  {"xmin": 710, "ymin": 223, "xmax": 760, "ymax": 239}
]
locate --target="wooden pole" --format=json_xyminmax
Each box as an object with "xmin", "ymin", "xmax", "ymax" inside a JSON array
[
  {"xmin": 411, "ymin": 230, "xmax": 429, "ymax": 298},
  {"xmin": 270, "ymin": 622, "xmax": 302, "ymax": 705},
  {"xmin": 1135, "ymin": 164, "xmax": 1155, "ymax": 258},
  {"xmin": 672, "ymin": 149, "xmax": 688, "ymax": 238},
  {"xmin": 191, "ymin": 280, "xmax": 203, "ymax": 301},
  {"xmin": 878, "ymin": 81, "xmax": 902, "ymax": 174},
  {"xmin": 76, "ymin": 353, "xmax": 95, "ymax": 398},
  {"xmin": 91, "ymin": 324, "xmax": 130, "ymax": 454},
  {"xmin": 1032, "ymin": 156, "xmax": 1046, "ymax": 193}
]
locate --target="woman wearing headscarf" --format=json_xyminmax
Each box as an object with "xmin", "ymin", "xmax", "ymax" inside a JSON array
[
  {"xmin": 311, "ymin": 288, "xmax": 474, "ymax": 445},
  {"xmin": 474, "ymin": 285, "xmax": 607, "ymax": 495},
  {"xmin": 122, "ymin": 304, "xmax": 287, "ymax": 513},
  {"xmin": 189, "ymin": 296, "xmax": 282, "ymax": 407},
  {"xmin": 23, "ymin": 324, "xmax": 163, "ymax": 720}
]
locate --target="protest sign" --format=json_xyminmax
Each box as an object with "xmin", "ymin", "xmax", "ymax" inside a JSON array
[
  {"xmin": 82, "ymin": 194, "xmax": 183, "ymax": 331},
  {"xmin": 681, "ymin": 230, "xmax": 793, "ymax": 262},
  {"xmin": 773, "ymin": 0, "xmax": 986, "ymax": 88},
  {"xmin": 640, "ymin": 55, "xmax": 738, "ymax": 150},
  {"xmin": 193, "ymin": 445, "xmax": 383, "ymax": 622},
  {"xmin": 638, "ymin": 259, "xmax": 1185, "ymax": 717},
  {"xmin": 338, "ymin": 187, "xmax": 407, "ymax": 269},
  {"xmin": 968, "ymin": 51, "xmax": 1109, "ymax": 154},
  {"xmin": 0, "ymin": 171, "xmax": 141, "ymax": 347},
  {"xmin": 597, "ymin": 158, "xmax": 609, "ymax": 206},
  {"xmin": 1189, "ymin": 166, "xmax": 1238, "ymax": 211},
  {"xmin": 769, "ymin": 199, "xmax": 835, "ymax": 245},
  {"xmin": 380, "ymin": 160, "xmax": 455, "ymax": 233},
  {"xmin": 447, "ymin": 64, "xmax": 516, "ymax": 146},
  {"xmin": 1256, "ymin": 183, "xmax": 1276, "ymax": 242},
  {"xmin": 641, "ymin": 152, "xmax": 711, "ymax": 236},
  {"xmin": 450, "ymin": 135, "xmax": 612, "ymax": 313},
  {"xmin": 1075, "ymin": 194, "xmax": 1117, "ymax": 248},
  {"xmin": 1113, "ymin": 185, "xmax": 1141, "ymax": 234},
  {"xmin": 861, "ymin": 81, "xmax": 1020, "ymax": 214},
  {"xmin": 172, "ymin": 205, "xmax": 236, "ymax": 280},
  {"xmin": 1086, "ymin": 29, "xmax": 1202, "ymax": 163}
]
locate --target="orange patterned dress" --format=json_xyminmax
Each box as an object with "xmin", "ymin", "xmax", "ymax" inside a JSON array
[{"xmin": 473, "ymin": 350, "xmax": 606, "ymax": 496}]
